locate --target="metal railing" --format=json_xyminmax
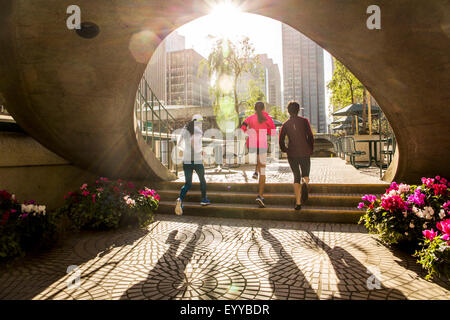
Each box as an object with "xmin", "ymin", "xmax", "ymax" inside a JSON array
[{"xmin": 134, "ymin": 77, "xmax": 178, "ymax": 175}]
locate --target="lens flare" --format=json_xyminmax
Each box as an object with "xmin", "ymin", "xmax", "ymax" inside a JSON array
[
  {"xmin": 129, "ymin": 30, "xmax": 158, "ymax": 63},
  {"xmin": 215, "ymin": 94, "xmax": 238, "ymax": 134},
  {"xmin": 218, "ymin": 74, "xmax": 233, "ymax": 93}
]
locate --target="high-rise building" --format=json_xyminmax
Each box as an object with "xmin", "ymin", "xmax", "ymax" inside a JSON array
[
  {"xmin": 282, "ymin": 24, "xmax": 326, "ymax": 133},
  {"xmin": 142, "ymin": 31, "xmax": 186, "ymax": 104},
  {"xmin": 236, "ymin": 54, "xmax": 281, "ymax": 110},
  {"xmin": 259, "ymin": 54, "xmax": 282, "ymax": 108},
  {"xmin": 166, "ymin": 49, "xmax": 210, "ymax": 107}
]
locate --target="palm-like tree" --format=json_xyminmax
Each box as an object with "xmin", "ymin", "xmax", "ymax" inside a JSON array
[{"xmin": 199, "ymin": 36, "xmax": 259, "ymax": 116}]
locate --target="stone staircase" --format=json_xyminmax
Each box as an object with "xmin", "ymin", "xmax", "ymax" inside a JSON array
[{"xmin": 154, "ymin": 182, "xmax": 388, "ymax": 224}]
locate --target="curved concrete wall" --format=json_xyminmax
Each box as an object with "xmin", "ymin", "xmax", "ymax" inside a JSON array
[
  {"xmin": 0, "ymin": 132, "xmax": 98, "ymax": 209},
  {"xmin": 0, "ymin": 0, "xmax": 449, "ymax": 182}
]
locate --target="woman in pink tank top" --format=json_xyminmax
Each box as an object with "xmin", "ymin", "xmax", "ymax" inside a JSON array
[{"xmin": 240, "ymin": 101, "xmax": 276, "ymax": 208}]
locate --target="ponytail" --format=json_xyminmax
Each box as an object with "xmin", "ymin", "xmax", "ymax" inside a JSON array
[
  {"xmin": 255, "ymin": 101, "xmax": 266, "ymax": 123},
  {"xmin": 185, "ymin": 120, "xmax": 195, "ymax": 135}
]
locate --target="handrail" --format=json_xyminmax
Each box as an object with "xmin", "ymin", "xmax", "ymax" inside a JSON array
[
  {"xmin": 134, "ymin": 76, "xmax": 178, "ymax": 175},
  {"xmin": 142, "ymin": 77, "xmax": 176, "ymax": 123}
]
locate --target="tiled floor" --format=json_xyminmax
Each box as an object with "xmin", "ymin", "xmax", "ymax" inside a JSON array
[
  {"xmin": 1, "ymin": 215, "xmax": 448, "ymax": 300},
  {"xmin": 175, "ymin": 158, "xmax": 388, "ymax": 185}
]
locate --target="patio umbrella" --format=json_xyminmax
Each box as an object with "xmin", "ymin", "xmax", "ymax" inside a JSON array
[
  {"xmin": 331, "ymin": 115, "xmax": 362, "ymax": 125},
  {"xmin": 332, "ymin": 103, "xmax": 381, "ymax": 117}
]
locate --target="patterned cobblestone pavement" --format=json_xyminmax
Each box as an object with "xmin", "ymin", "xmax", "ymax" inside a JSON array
[
  {"xmin": 175, "ymin": 158, "xmax": 387, "ymax": 184},
  {"xmin": 1, "ymin": 215, "xmax": 449, "ymax": 300}
]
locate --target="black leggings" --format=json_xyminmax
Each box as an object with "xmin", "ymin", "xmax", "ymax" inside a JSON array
[{"xmin": 288, "ymin": 157, "xmax": 311, "ymax": 184}]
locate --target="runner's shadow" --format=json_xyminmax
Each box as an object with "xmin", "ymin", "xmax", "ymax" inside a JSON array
[
  {"xmin": 120, "ymin": 225, "xmax": 202, "ymax": 300},
  {"xmin": 306, "ymin": 231, "xmax": 408, "ymax": 299},
  {"xmin": 261, "ymin": 228, "xmax": 318, "ymax": 299}
]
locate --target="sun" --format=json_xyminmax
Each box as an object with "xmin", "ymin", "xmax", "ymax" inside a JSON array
[
  {"xmin": 208, "ymin": 1, "xmax": 243, "ymax": 38},
  {"xmin": 210, "ymin": 1, "xmax": 242, "ymax": 17}
]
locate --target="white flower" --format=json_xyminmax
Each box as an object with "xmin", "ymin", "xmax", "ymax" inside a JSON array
[
  {"xmin": 413, "ymin": 207, "xmax": 425, "ymax": 218},
  {"xmin": 423, "ymin": 206, "xmax": 434, "ymax": 220},
  {"xmin": 439, "ymin": 209, "xmax": 446, "ymax": 219},
  {"xmin": 423, "ymin": 206, "xmax": 434, "ymax": 216},
  {"xmin": 423, "ymin": 222, "xmax": 427, "ymax": 229},
  {"xmin": 405, "ymin": 232, "xmax": 408, "ymax": 236},
  {"xmin": 21, "ymin": 204, "xmax": 34, "ymax": 213},
  {"xmin": 38, "ymin": 205, "xmax": 46, "ymax": 215},
  {"xmin": 12, "ymin": 194, "xmax": 16, "ymax": 201},
  {"xmin": 387, "ymin": 189, "xmax": 398, "ymax": 197},
  {"xmin": 126, "ymin": 198, "xmax": 136, "ymax": 207},
  {"xmin": 409, "ymin": 222, "xmax": 415, "ymax": 229},
  {"xmin": 398, "ymin": 184, "xmax": 411, "ymax": 194}
]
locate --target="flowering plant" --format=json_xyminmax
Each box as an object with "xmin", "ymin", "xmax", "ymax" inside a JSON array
[
  {"xmin": 1, "ymin": 190, "xmax": 54, "ymax": 260},
  {"xmin": 59, "ymin": 178, "xmax": 159, "ymax": 230},
  {"xmin": 358, "ymin": 176, "xmax": 449, "ymax": 246},
  {"xmin": 414, "ymin": 219, "xmax": 450, "ymax": 280}
]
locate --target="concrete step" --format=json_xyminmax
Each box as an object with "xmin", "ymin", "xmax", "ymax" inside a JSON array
[
  {"xmin": 158, "ymin": 190, "xmax": 368, "ymax": 207},
  {"xmin": 158, "ymin": 201, "xmax": 364, "ymax": 224},
  {"xmin": 155, "ymin": 182, "xmax": 388, "ymax": 195}
]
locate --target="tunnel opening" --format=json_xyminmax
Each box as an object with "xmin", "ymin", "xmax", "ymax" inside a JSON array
[
  {"xmin": 1, "ymin": 1, "xmax": 447, "ymax": 184},
  {"xmin": 134, "ymin": 4, "xmax": 396, "ymax": 184}
]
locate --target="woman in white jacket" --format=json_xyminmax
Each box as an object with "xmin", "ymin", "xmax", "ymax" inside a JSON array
[{"xmin": 175, "ymin": 114, "xmax": 211, "ymax": 215}]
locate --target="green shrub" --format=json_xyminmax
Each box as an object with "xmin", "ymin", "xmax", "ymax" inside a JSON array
[
  {"xmin": 0, "ymin": 191, "xmax": 56, "ymax": 261},
  {"xmin": 59, "ymin": 178, "xmax": 159, "ymax": 230}
]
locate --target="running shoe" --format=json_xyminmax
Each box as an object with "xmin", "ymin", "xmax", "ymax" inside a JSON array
[
  {"xmin": 295, "ymin": 204, "xmax": 302, "ymax": 211},
  {"xmin": 200, "ymin": 198, "xmax": 211, "ymax": 206},
  {"xmin": 252, "ymin": 172, "xmax": 259, "ymax": 179},
  {"xmin": 256, "ymin": 196, "xmax": 265, "ymax": 208},
  {"xmin": 175, "ymin": 198, "xmax": 183, "ymax": 215}
]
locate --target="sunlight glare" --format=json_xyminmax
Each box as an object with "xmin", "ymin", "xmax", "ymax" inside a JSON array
[
  {"xmin": 210, "ymin": 2, "xmax": 242, "ymax": 18},
  {"xmin": 209, "ymin": 1, "xmax": 243, "ymax": 39}
]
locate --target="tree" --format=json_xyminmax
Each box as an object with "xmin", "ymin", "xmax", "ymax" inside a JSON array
[
  {"xmin": 269, "ymin": 106, "xmax": 289, "ymax": 123},
  {"xmin": 327, "ymin": 58, "xmax": 364, "ymax": 113},
  {"xmin": 243, "ymin": 79, "xmax": 266, "ymax": 117},
  {"xmin": 200, "ymin": 36, "xmax": 260, "ymax": 116}
]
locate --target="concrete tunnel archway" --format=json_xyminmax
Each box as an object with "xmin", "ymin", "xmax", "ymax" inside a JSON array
[{"xmin": 0, "ymin": 0, "xmax": 449, "ymax": 183}]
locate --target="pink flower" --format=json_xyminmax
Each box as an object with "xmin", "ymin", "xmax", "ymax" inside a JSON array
[
  {"xmin": 443, "ymin": 201, "xmax": 450, "ymax": 212},
  {"xmin": 436, "ymin": 219, "xmax": 450, "ymax": 236},
  {"xmin": 0, "ymin": 190, "xmax": 12, "ymax": 201},
  {"xmin": 421, "ymin": 177, "xmax": 435, "ymax": 188},
  {"xmin": 432, "ymin": 183, "xmax": 448, "ymax": 196},
  {"xmin": 423, "ymin": 229, "xmax": 438, "ymax": 240},
  {"xmin": 82, "ymin": 190, "xmax": 90, "ymax": 196},
  {"xmin": 358, "ymin": 202, "xmax": 365, "ymax": 209},
  {"xmin": 80, "ymin": 183, "xmax": 88, "ymax": 190},
  {"xmin": 362, "ymin": 194, "xmax": 377, "ymax": 203},
  {"xmin": 92, "ymin": 194, "xmax": 96, "ymax": 203},
  {"xmin": 381, "ymin": 194, "xmax": 407, "ymax": 212},
  {"xmin": 407, "ymin": 188, "xmax": 426, "ymax": 206}
]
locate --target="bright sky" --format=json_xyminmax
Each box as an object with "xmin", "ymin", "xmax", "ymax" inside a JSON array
[{"xmin": 176, "ymin": 5, "xmax": 333, "ymax": 120}]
